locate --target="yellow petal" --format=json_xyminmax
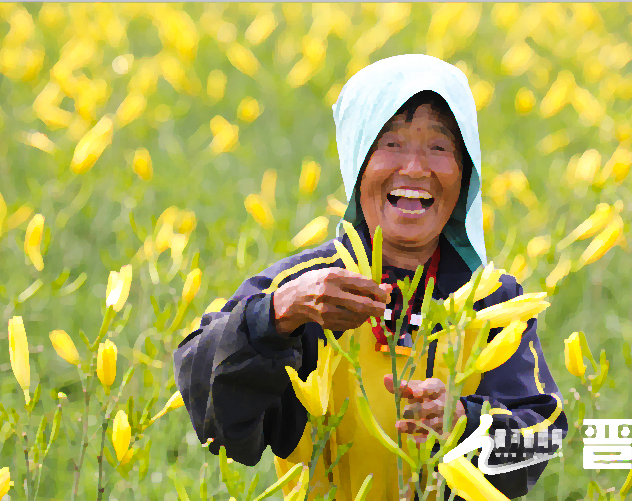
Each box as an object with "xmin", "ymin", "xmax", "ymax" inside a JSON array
[
  {"xmin": 8, "ymin": 316, "xmax": 30, "ymax": 401},
  {"xmin": 183, "ymin": 268, "xmax": 202, "ymax": 303},
  {"xmin": 333, "ymin": 239, "xmax": 360, "ymax": 274},
  {"xmin": 49, "ymin": 330, "xmax": 80, "ymax": 365},
  {"xmin": 112, "ymin": 410, "xmax": 131, "ymax": 462},
  {"xmin": 342, "ymin": 221, "xmax": 371, "ymax": 278},
  {"xmin": 25, "ymin": 214, "xmax": 44, "ymax": 249},
  {"xmin": 439, "ymin": 456, "xmax": 509, "ymax": 501},
  {"xmin": 577, "ymin": 216, "xmax": 623, "ymax": 268},
  {"xmin": 298, "ymin": 159, "xmax": 321, "ymax": 195},
  {"xmin": 244, "ymin": 193, "xmax": 274, "ymax": 229},
  {"xmin": 472, "ymin": 293, "xmax": 549, "ymax": 328},
  {"xmin": 291, "ymin": 216, "xmax": 329, "ymax": 248},
  {"xmin": 564, "ymin": 332, "xmax": 586, "ymax": 377},
  {"xmin": 285, "ymin": 366, "xmax": 323, "ymax": 417},
  {"xmin": 475, "ymin": 320, "xmax": 527, "ymax": 372},
  {"xmin": 0, "ymin": 466, "xmax": 14, "ymax": 498},
  {"xmin": 97, "ymin": 340, "xmax": 117, "ymax": 388}
]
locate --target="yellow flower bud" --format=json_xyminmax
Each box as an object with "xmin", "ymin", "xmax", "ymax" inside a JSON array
[
  {"xmin": 97, "ymin": 339, "xmax": 118, "ymax": 390},
  {"xmin": 545, "ymin": 257, "xmax": 572, "ymax": 289},
  {"xmin": 176, "ymin": 210, "xmax": 196, "ymax": 234},
  {"xmin": 112, "ymin": 410, "xmax": 131, "ymax": 462},
  {"xmin": 226, "ymin": 42, "xmax": 259, "ymax": 77},
  {"xmin": 115, "ymin": 92, "xmax": 146, "ymax": 127},
  {"xmin": 24, "ymin": 214, "xmax": 45, "ymax": 271},
  {"xmin": 564, "ymin": 332, "xmax": 586, "ymax": 377},
  {"xmin": 482, "ymin": 202, "xmax": 494, "ymax": 232},
  {"xmin": 182, "ymin": 268, "xmax": 202, "ymax": 303},
  {"xmin": 237, "ymin": 96, "xmax": 261, "ymax": 123},
  {"xmin": 299, "ymin": 159, "xmax": 321, "ymax": 195},
  {"xmin": 105, "ymin": 264, "xmax": 132, "ymax": 312},
  {"xmin": 471, "ymin": 80, "xmax": 494, "ymax": 111},
  {"xmin": 8, "ymin": 316, "xmax": 30, "ymax": 405},
  {"xmin": 149, "ymin": 391, "xmax": 186, "ymax": 426},
  {"xmin": 540, "ymin": 70, "xmax": 575, "ymax": 118},
  {"xmin": 448, "ymin": 261, "xmax": 503, "ymax": 311},
  {"xmin": 577, "ymin": 216, "xmax": 624, "ymax": 269},
  {"xmin": 132, "ymin": 148, "xmax": 153, "ymax": 181},
  {"xmin": 205, "ymin": 298, "xmax": 227, "ymax": 314},
  {"xmin": 119, "ymin": 445, "xmax": 138, "ymax": 466},
  {"xmin": 0, "ymin": 467, "xmax": 14, "ymax": 499},
  {"xmin": 244, "ymin": 193, "xmax": 274, "ymax": 229},
  {"xmin": 207, "ymin": 69, "xmax": 227, "ymax": 100},
  {"xmin": 326, "ymin": 195, "xmax": 347, "ymax": 217},
  {"xmin": 439, "ymin": 456, "xmax": 509, "ymax": 501},
  {"xmin": 502, "ymin": 42, "xmax": 535, "ymax": 76},
  {"xmin": 57, "ymin": 392, "xmax": 67, "ymax": 400},
  {"xmin": 475, "ymin": 320, "xmax": 527, "ymax": 372},
  {"xmin": 49, "ymin": 330, "xmax": 80, "ymax": 365},
  {"xmin": 260, "ymin": 169, "xmax": 277, "ymax": 210},
  {"xmin": 557, "ymin": 203, "xmax": 613, "ymax": 251},
  {"xmin": 291, "ymin": 216, "xmax": 329, "ymax": 249},
  {"xmin": 70, "ymin": 115, "xmax": 114, "ymax": 174},
  {"xmin": 472, "ymin": 293, "xmax": 549, "ymax": 329},
  {"xmin": 526, "ymin": 236, "xmax": 551, "ymax": 258},
  {"xmin": 245, "ymin": 11, "xmax": 277, "ymax": 45}
]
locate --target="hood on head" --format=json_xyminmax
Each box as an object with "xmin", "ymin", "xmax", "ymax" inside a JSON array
[{"xmin": 332, "ymin": 54, "xmax": 486, "ymax": 272}]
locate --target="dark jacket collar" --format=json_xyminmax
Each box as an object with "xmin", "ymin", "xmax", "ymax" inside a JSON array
[{"xmin": 340, "ymin": 220, "xmax": 473, "ymax": 300}]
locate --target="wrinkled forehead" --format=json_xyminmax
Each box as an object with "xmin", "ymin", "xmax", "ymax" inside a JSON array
[{"xmin": 381, "ymin": 103, "xmax": 459, "ymax": 140}]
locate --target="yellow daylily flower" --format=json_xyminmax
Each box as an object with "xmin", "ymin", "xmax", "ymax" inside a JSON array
[
  {"xmin": 526, "ymin": 236, "xmax": 550, "ymax": 258},
  {"xmin": 115, "ymin": 91, "xmax": 146, "ymax": 127},
  {"xmin": 291, "ymin": 216, "xmax": 329, "ymax": 248},
  {"xmin": 342, "ymin": 220, "xmax": 371, "ymax": 278},
  {"xmin": 226, "ymin": 42, "xmax": 259, "ymax": 77},
  {"xmin": 0, "ymin": 467, "xmax": 14, "ymax": 498},
  {"xmin": 237, "ymin": 96, "xmax": 262, "ymax": 123},
  {"xmin": 207, "ymin": 69, "xmax": 227, "ymax": 100},
  {"xmin": 132, "ymin": 148, "xmax": 153, "ymax": 181},
  {"xmin": 49, "ymin": 330, "xmax": 80, "ymax": 365},
  {"xmin": 148, "ymin": 391, "xmax": 185, "ymax": 426},
  {"xmin": 333, "ymin": 239, "xmax": 360, "ymax": 274},
  {"xmin": 545, "ymin": 256, "xmax": 572, "ymax": 289},
  {"xmin": 97, "ymin": 339, "xmax": 117, "ymax": 391},
  {"xmin": 112, "ymin": 410, "xmax": 131, "ymax": 462},
  {"xmin": 326, "ymin": 195, "xmax": 347, "ymax": 217},
  {"xmin": 70, "ymin": 115, "xmax": 114, "ymax": 174},
  {"xmin": 557, "ymin": 203, "xmax": 613, "ymax": 251},
  {"xmin": 285, "ymin": 338, "xmax": 341, "ymax": 417},
  {"xmin": 260, "ymin": 169, "xmax": 277, "ymax": 210},
  {"xmin": 206, "ymin": 298, "xmax": 228, "ymax": 314},
  {"xmin": 564, "ymin": 332, "xmax": 586, "ymax": 378},
  {"xmin": 8, "ymin": 316, "xmax": 30, "ymax": 405},
  {"xmin": 299, "ymin": 159, "xmax": 321, "ymax": 195},
  {"xmin": 245, "ymin": 11, "xmax": 278, "ymax": 46},
  {"xmin": 244, "ymin": 193, "xmax": 274, "ymax": 229},
  {"xmin": 439, "ymin": 456, "xmax": 510, "ymax": 501},
  {"xmin": 475, "ymin": 320, "xmax": 527, "ymax": 373},
  {"xmin": 24, "ymin": 213, "xmax": 45, "ymax": 271},
  {"xmin": 447, "ymin": 261, "xmax": 503, "ymax": 311},
  {"xmin": 471, "ymin": 293, "xmax": 549, "ymax": 329},
  {"xmin": 182, "ymin": 268, "xmax": 202, "ymax": 303},
  {"xmin": 577, "ymin": 216, "xmax": 624, "ymax": 269},
  {"xmin": 105, "ymin": 264, "xmax": 132, "ymax": 312}
]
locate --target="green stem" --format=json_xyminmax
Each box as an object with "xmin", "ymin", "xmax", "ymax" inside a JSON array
[
  {"xmin": 22, "ymin": 427, "xmax": 31, "ymax": 501},
  {"xmin": 97, "ymin": 402, "xmax": 112, "ymax": 501},
  {"xmin": 71, "ymin": 354, "xmax": 96, "ymax": 501},
  {"xmin": 92, "ymin": 306, "xmax": 115, "ymax": 350}
]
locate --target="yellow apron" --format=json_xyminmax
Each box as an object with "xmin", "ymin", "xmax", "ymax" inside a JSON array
[{"xmin": 274, "ymin": 322, "xmax": 482, "ymax": 501}]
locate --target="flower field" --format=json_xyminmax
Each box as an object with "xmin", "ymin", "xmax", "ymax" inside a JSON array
[{"xmin": 1, "ymin": 3, "xmax": 632, "ymax": 500}]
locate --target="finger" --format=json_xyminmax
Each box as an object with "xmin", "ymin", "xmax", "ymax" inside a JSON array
[
  {"xmin": 396, "ymin": 417, "xmax": 443, "ymax": 435},
  {"xmin": 325, "ymin": 289, "xmax": 386, "ymax": 317},
  {"xmin": 402, "ymin": 400, "xmax": 443, "ymax": 420},
  {"xmin": 383, "ymin": 374, "xmax": 410, "ymax": 395},
  {"xmin": 403, "ymin": 378, "xmax": 446, "ymax": 402},
  {"xmin": 332, "ymin": 269, "xmax": 389, "ymax": 303}
]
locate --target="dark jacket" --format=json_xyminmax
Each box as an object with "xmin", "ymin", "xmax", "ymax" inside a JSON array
[{"xmin": 173, "ymin": 222, "xmax": 567, "ymax": 500}]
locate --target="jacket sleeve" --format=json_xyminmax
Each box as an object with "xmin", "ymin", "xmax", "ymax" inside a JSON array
[
  {"xmin": 172, "ymin": 255, "xmax": 322, "ymax": 467},
  {"xmin": 454, "ymin": 276, "xmax": 568, "ymax": 500}
]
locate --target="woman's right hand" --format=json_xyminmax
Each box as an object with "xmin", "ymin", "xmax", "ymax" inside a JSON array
[{"xmin": 273, "ymin": 267, "xmax": 392, "ymax": 336}]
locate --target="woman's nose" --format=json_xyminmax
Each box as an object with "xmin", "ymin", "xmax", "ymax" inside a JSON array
[{"xmin": 399, "ymin": 151, "xmax": 432, "ymax": 178}]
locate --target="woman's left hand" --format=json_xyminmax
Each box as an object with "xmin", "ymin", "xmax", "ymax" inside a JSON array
[{"xmin": 383, "ymin": 375, "xmax": 466, "ymax": 445}]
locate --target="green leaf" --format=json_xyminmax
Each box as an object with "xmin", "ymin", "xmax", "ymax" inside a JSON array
[
  {"xmin": 409, "ymin": 263, "xmax": 425, "ymax": 300},
  {"xmin": 51, "ymin": 268, "xmax": 70, "ymax": 291},
  {"xmin": 139, "ymin": 393, "xmax": 158, "ymax": 427},
  {"xmin": 150, "ymin": 295, "xmax": 161, "ymax": 317},
  {"xmin": 145, "ymin": 337, "xmax": 157, "ymax": 358},
  {"xmin": 243, "ymin": 472, "xmax": 260, "ymax": 501},
  {"xmin": 26, "ymin": 382, "xmax": 42, "ymax": 413},
  {"xmin": 120, "ymin": 366, "xmax": 135, "ymax": 392},
  {"xmin": 252, "ymin": 462, "xmax": 303, "ymax": 501},
  {"xmin": 126, "ymin": 396, "xmax": 135, "ymax": 428},
  {"xmin": 371, "ymin": 225, "xmax": 383, "ymax": 285},
  {"xmin": 103, "ymin": 445, "xmax": 116, "ymax": 467},
  {"xmin": 577, "ymin": 331, "xmax": 598, "ymax": 374}
]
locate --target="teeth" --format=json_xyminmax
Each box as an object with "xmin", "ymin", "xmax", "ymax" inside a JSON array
[
  {"xmin": 398, "ymin": 208, "xmax": 427, "ymax": 214},
  {"xmin": 389, "ymin": 189, "xmax": 433, "ymax": 199}
]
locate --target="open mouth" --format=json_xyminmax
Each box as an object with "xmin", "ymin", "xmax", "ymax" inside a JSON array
[{"xmin": 386, "ymin": 189, "xmax": 435, "ymax": 214}]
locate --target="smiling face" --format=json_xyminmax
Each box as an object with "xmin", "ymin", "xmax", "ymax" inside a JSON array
[{"xmin": 359, "ymin": 102, "xmax": 465, "ymax": 270}]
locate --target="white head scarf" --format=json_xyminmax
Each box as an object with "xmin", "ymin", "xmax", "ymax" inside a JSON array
[{"xmin": 332, "ymin": 54, "xmax": 487, "ymax": 272}]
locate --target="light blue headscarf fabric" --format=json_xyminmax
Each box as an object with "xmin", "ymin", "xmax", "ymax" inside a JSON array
[{"xmin": 332, "ymin": 54, "xmax": 487, "ymax": 272}]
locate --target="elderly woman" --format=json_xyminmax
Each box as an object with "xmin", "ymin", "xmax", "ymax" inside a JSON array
[{"xmin": 173, "ymin": 54, "xmax": 567, "ymax": 501}]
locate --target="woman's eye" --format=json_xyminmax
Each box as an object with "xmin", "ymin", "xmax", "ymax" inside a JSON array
[
  {"xmin": 431, "ymin": 145, "xmax": 446, "ymax": 151},
  {"xmin": 386, "ymin": 141, "xmax": 399, "ymax": 148}
]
